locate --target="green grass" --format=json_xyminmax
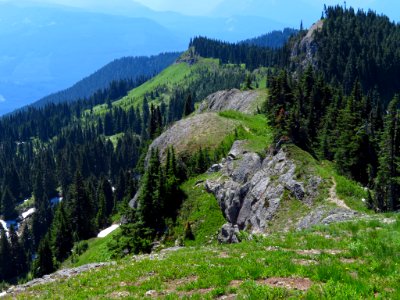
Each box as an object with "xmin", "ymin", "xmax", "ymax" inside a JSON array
[
  {"xmin": 105, "ymin": 132, "xmax": 125, "ymax": 148},
  {"xmin": 90, "ymin": 58, "xmax": 220, "ymax": 116},
  {"xmin": 63, "ymin": 229, "xmax": 120, "ymax": 268},
  {"xmin": 218, "ymin": 110, "xmax": 273, "ymax": 153},
  {"xmin": 173, "ymin": 173, "xmax": 227, "ymax": 247},
  {"xmin": 13, "ymin": 215, "xmax": 400, "ymax": 299}
]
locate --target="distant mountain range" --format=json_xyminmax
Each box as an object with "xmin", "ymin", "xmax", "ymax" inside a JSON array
[{"xmin": 0, "ymin": 1, "xmax": 291, "ymax": 115}]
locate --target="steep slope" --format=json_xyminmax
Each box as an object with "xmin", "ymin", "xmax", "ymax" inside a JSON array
[{"xmin": 31, "ymin": 53, "xmax": 181, "ymax": 108}]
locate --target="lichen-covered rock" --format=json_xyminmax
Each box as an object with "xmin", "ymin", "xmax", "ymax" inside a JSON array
[{"xmin": 206, "ymin": 145, "xmax": 318, "ymax": 236}]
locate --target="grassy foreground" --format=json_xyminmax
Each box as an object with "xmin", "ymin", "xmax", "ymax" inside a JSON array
[{"xmin": 11, "ymin": 214, "xmax": 399, "ymax": 299}]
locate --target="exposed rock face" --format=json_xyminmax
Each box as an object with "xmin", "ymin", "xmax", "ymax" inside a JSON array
[
  {"xmin": 291, "ymin": 20, "xmax": 324, "ymax": 70},
  {"xmin": 197, "ymin": 89, "xmax": 261, "ymax": 114},
  {"xmin": 146, "ymin": 112, "xmax": 238, "ymax": 164},
  {"xmin": 297, "ymin": 206, "xmax": 360, "ymax": 230},
  {"xmin": 206, "ymin": 141, "xmax": 321, "ymax": 240}
]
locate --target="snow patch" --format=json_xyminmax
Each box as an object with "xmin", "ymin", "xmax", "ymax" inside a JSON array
[
  {"xmin": 0, "ymin": 219, "xmax": 18, "ymax": 232},
  {"xmin": 21, "ymin": 207, "xmax": 36, "ymax": 219},
  {"xmin": 97, "ymin": 224, "xmax": 120, "ymax": 238}
]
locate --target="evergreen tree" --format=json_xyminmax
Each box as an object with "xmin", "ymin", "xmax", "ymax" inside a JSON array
[
  {"xmin": 374, "ymin": 95, "xmax": 400, "ymax": 211},
  {"xmin": 96, "ymin": 192, "xmax": 108, "ymax": 230},
  {"xmin": 51, "ymin": 203, "xmax": 73, "ymax": 262},
  {"xmin": 1, "ymin": 187, "xmax": 17, "ymax": 220},
  {"xmin": 9, "ymin": 225, "xmax": 27, "ymax": 278},
  {"xmin": 67, "ymin": 171, "xmax": 94, "ymax": 240},
  {"xmin": 33, "ymin": 234, "xmax": 55, "ymax": 278},
  {"xmin": 182, "ymin": 94, "xmax": 194, "ymax": 117}
]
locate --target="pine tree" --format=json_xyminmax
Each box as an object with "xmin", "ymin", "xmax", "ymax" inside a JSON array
[
  {"xmin": 33, "ymin": 234, "xmax": 55, "ymax": 278},
  {"xmin": 67, "ymin": 170, "xmax": 94, "ymax": 240},
  {"xmin": 1, "ymin": 187, "xmax": 17, "ymax": 220},
  {"xmin": 96, "ymin": 192, "xmax": 108, "ymax": 230},
  {"xmin": 9, "ymin": 225, "xmax": 27, "ymax": 277},
  {"xmin": 182, "ymin": 94, "xmax": 194, "ymax": 117},
  {"xmin": 51, "ymin": 203, "xmax": 73, "ymax": 262},
  {"xmin": 374, "ymin": 95, "xmax": 400, "ymax": 211}
]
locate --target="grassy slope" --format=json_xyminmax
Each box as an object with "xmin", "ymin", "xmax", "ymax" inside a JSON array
[
  {"xmin": 90, "ymin": 58, "xmax": 219, "ymax": 116},
  {"xmin": 15, "ymin": 216, "xmax": 400, "ymax": 299}
]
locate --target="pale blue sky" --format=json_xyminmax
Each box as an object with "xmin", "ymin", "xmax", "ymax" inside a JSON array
[{"xmin": 2, "ymin": 0, "xmax": 399, "ymax": 24}]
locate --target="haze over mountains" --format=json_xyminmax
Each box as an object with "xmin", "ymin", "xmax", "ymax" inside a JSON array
[
  {"xmin": 1, "ymin": 0, "xmax": 399, "ymax": 116},
  {"xmin": 0, "ymin": 0, "xmax": 290, "ymax": 115}
]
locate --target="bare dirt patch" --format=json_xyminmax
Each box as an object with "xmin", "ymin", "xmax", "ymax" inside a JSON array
[
  {"xmin": 165, "ymin": 275, "xmax": 198, "ymax": 291},
  {"xmin": 229, "ymin": 280, "xmax": 244, "ymax": 288},
  {"xmin": 257, "ymin": 277, "xmax": 313, "ymax": 291},
  {"xmin": 218, "ymin": 294, "xmax": 238, "ymax": 299},
  {"xmin": 132, "ymin": 272, "xmax": 157, "ymax": 287},
  {"xmin": 292, "ymin": 259, "xmax": 318, "ymax": 266},
  {"xmin": 328, "ymin": 178, "xmax": 350, "ymax": 209},
  {"xmin": 107, "ymin": 291, "xmax": 131, "ymax": 298},
  {"xmin": 295, "ymin": 249, "xmax": 344, "ymax": 256},
  {"xmin": 219, "ymin": 252, "xmax": 230, "ymax": 258}
]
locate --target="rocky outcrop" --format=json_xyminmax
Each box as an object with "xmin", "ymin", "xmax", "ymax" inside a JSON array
[
  {"xmin": 297, "ymin": 205, "xmax": 360, "ymax": 230},
  {"xmin": 146, "ymin": 112, "xmax": 238, "ymax": 164},
  {"xmin": 205, "ymin": 141, "xmax": 322, "ymax": 242},
  {"xmin": 197, "ymin": 89, "xmax": 261, "ymax": 114},
  {"xmin": 2, "ymin": 262, "xmax": 115, "ymax": 297},
  {"xmin": 291, "ymin": 20, "xmax": 323, "ymax": 70}
]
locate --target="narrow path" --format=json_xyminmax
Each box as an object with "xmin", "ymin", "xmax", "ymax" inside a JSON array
[{"xmin": 329, "ymin": 178, "xmax": 350, "ymax": 210}]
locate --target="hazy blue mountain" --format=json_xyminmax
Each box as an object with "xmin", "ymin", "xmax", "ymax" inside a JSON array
[
  {"xmin": 0, "ymin": 3, "xmax": 185, "ymax": 115},
  {"xmin": 0, "ymin": 1, "xmax": 293, "ymax": 115},
  {"xmin": 31, "ymin": 52, "xmax": 181, "ymax": 108}
]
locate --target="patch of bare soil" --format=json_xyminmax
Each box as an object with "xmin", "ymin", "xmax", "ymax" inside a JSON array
[
  {"xmin": 257, "ymin": 277, "xmax": 313, "ymax": 291},
  {"xmin": 329, "ymin": 178, "xmax": 350, "ymax": 209},
  {"xmin": 217, "ymin": 294, "xmax": 238, "ymax": 299},
  {"xmin": 229, "ymin": 280, "xmax": 243, "ymax": 288},
  {"xmin": 218, "ymin": 252, "xmax": 230, "ymax": 258},
  {"xmin": 107, "ymin": 291, "xmax": 131, "ymax": 298},
  {"xmin": 295, "ymin": 249, "xmax": 344, "ymax": 255},
  {"xmin": 292, "ymin": 258, "xmax": 318, "ymax": 266}
]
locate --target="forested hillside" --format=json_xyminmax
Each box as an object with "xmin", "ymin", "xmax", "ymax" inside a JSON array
[
  {"xmin": 241, "ymin": 28, "xmax": 298, "ymax": 48},
  {"xmin": 0, "ymin": 54, "xmax": 246, "ymax": 283},
  {"xmin": 31, "ymin": 53, "xmax": 181, "ymax": 108}
]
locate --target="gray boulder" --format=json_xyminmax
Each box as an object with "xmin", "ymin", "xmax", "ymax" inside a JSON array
[{"xmin": 218, "ymin": 223, "xmax": 240, "ymax": 243}]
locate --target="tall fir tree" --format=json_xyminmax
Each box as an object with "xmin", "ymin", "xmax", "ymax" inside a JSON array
[
  {"xmin": 1, "ymin": 187, "xmax": 17, "ymax": 220},
  {"xmin": 33, "ymin": 234, "xmax": 55, "ymax": 278},
  {"xmin": 374, "ymin": 95, "xmax": 400, "ymax": 211},
  {"xmin": 51, "ymin": 203, "xmax": 73, "ymax": 262}
]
